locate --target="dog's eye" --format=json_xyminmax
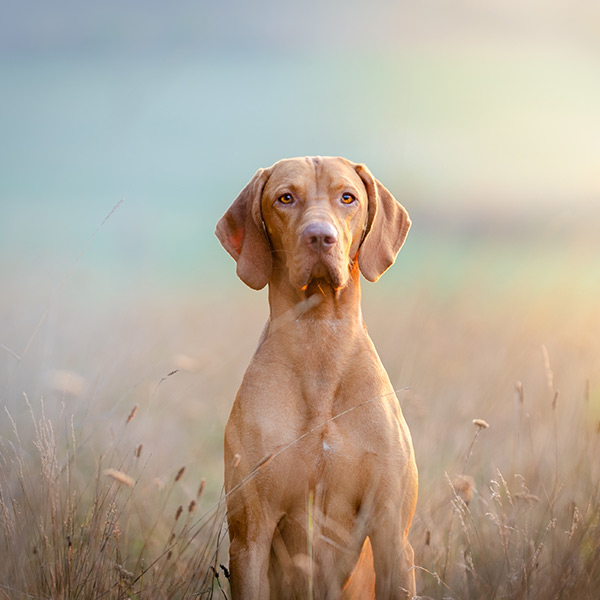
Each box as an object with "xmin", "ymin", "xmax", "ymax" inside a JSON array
[
  {"xmin": 341, "ymin": 193, "xmax": 356, "ymax": 204},
  {"xmin": 278, "ymin": 193, "xmax": 294, "ymax": 205}
]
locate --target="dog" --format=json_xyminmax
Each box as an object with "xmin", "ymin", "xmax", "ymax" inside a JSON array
[{"xmin": 216, "ymin": 156, "xmax": 417, "ymax": 599}]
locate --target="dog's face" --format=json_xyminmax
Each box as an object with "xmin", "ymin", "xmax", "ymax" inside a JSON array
[
  {"xmin": 216, "ymin": 156, "xmax": 411, "ymax": 291},
  {"xmin": 261, "ymin": 157, "xmax": 369, "ymax": 291}
]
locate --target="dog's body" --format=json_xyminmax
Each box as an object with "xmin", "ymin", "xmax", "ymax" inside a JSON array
[{"xmin": 216, "ymin": 157, "xmax": 417, "ymax": 599}]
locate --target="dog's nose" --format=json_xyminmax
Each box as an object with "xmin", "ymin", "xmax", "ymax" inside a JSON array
[{"xmin": 301, "ymin": 222, "xmax": 338, "ymax": 251}]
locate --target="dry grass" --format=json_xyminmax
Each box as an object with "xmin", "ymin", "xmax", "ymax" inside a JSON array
[
  {"xmin": 0, "ymin": 393, "xmax": 229, "ymax": 600},
  {"xmin": 367, "ymin": 264, "xmax": 600, "ymax": 599},
  {"xmin": 1, "ymin": 231, "xmax": 599, "ymax": 599}
]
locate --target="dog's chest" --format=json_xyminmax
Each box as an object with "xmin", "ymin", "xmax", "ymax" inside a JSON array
[
  {"xmin": 307, "ymin": 418, "xmax": 375, "ymax": 476},
  {"xmin": 322, "ymin": 438, "xmax": 333, "ymax": 453}
]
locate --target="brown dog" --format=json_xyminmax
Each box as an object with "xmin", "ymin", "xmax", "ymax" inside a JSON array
[{"xmin": 216, "ymin": 156, "xmax": 417, "ymax": 599}]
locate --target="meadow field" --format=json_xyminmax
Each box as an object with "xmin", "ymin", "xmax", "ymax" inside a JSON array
[
  {"xmin": 2, "ymin": 2, "xmax": 600, "ymax": 598},
  {"xmin": 1, "ymin": 219, "xmax": 599, "ymax": 600}
]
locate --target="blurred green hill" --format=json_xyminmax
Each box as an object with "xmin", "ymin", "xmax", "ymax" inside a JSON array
[{"xmin": 1, "ymin": 1, "xmax": 599, "ymax": 293}]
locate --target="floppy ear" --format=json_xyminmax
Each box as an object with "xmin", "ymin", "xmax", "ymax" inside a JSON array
[
  {"xmin": 215, "ymin": 168, "xmax": 272, "ymax": 290},
  {"xmin": 355, "ymin": 164, "xmax": 411, "ymax": 282}
]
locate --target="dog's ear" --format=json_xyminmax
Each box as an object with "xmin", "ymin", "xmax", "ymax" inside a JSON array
[
  {"xmin": 215, "ymin": 168, "xmax": 272, "ymax": 290},
  {"xmin": 355, "ymin": 164, "xmax": 411, "ymax": 282}
]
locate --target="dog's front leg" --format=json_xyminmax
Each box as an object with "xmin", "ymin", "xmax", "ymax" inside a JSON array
[
  {"xmin": 225, "ymin": 435, "xmax": 278, "ymax": 599},
  {"xmin": 369, "ymin": 494, "xmax": 417, "ymax": 599},
  {"xmin": 228, "ymin": 527, "xmax": 273, "ymax": 600}
]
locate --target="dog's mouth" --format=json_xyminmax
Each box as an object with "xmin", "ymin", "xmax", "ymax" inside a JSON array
[
  {"xmin": 301, "ymin": 277, "xmax": 341, "ymax": 298},
  {"xmin": 297, "ymin": 257, "xmax": 346, "ymax": 292},
  {"xmin": 308, "ymin": 260, "xmax": 331, "ymax": 281}
]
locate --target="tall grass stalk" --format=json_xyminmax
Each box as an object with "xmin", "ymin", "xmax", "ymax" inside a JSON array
[{"xmin": 0, "ymin": 397, "xmax": 227, "ymax": 600}]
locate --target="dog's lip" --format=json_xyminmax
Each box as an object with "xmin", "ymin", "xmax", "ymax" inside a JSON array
[
  {"xmin": 300, "ymin": 277, "xmax": 342, "ymax": 295},
  {"xmin": 298, "ymin": 260, "xmax": 345, "ymax": 292}
]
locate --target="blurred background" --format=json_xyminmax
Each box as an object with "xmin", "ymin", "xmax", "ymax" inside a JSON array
[
  {"xmin": 2, "ymin": 0, "xmax": 600, "ymax": 293},
  {"xmin": 1, "ymin": 3, "xmax": 600, "ymax": 595},
  {"xmin": 2, "ymin": 0, "xmax": 600, "ymax": 460},
  {"xmin": 3, "ymin": 0, "xmax": 600, "ymax": 474}
]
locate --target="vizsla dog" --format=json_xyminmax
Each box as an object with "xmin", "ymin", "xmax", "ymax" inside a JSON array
[{"xmin": 216, "ymin": 156, "xmax": 417, "ymax": 599}]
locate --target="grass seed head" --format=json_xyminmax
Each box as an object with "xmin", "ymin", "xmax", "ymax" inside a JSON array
[
  {"xmin": 103, "ymin": 469, "xmax": 134, "ymax": 488},
  {"xmin": 453, "ymin": 474, "xmax": 476, "ymax": 505},
  {"xmin": 197, "ymin": 477, "xmax": 206, "ymax": 498},
  {"xmin": 126, "ymin": 404, "xmax": 138, "ymax": 424}
]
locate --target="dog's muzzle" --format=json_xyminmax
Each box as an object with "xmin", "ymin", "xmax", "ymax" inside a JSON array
[{"xmin": 301, "ymin": 221, "xmax": 339, "ymax": 254}]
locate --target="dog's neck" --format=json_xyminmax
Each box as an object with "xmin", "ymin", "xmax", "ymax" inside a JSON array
[
  {"xmin": 266, "ymin": 261, "xmax": 363, "ymax": 332},
  {"xmin": 262, "ymin": 262, "xmax": 370, "ymax": 413}
]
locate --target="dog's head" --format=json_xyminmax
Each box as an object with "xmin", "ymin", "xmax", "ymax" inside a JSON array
[{"xmin": 215, "ymin": 156, "xmax": 411, "ymax": 291}]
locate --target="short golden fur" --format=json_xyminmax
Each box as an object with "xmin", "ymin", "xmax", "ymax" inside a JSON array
[{"xmin": 216, "ymin": 156, "xmax": 417, "ymax": 599}]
